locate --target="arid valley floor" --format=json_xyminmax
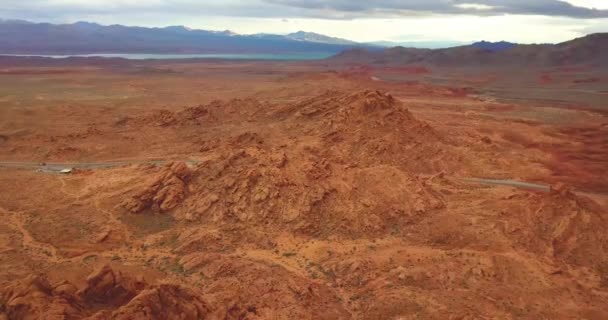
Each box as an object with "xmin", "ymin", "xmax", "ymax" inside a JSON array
[{"xmin": 0, "ymin": 58, "xmax": 607, "ymax": 319}]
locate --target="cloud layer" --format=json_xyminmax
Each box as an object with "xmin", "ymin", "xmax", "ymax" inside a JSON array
[
  {"xmin": 268, "ymin": 0, "xmax": 608, "ymax": 18},
  {"xmin": 2, "ymin": 0, "xmax": 606, "ymax": 45},
  {"xmin": 2, "ymin": 0, "xmax": 608, "ymax": 20}
]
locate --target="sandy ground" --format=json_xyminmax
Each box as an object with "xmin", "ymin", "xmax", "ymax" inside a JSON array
[{"xmin": 0, "ymin": 59, "xmax": 607, "ymax": 319}]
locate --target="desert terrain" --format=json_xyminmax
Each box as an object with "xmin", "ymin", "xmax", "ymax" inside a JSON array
[{"xmin": 0, "ymin": 57, "xmax": 607, "ymax": 319}]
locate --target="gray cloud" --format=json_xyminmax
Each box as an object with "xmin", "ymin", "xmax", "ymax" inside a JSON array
[
  {"xmin": 1, "ymin": 0, "xmax": 608, "ymax": 22},
  {"xmin": 455, "ymin": 0, "xmax": 608, "ymax": 18},
  {"xmin": 268, "ymin": 0, "xmax": 608, "ymax": 18}
]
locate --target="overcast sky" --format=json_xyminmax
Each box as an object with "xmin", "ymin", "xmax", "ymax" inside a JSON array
[{"xmin": 2, "ymin": 0, "xmax": 608, "ymax": 43}]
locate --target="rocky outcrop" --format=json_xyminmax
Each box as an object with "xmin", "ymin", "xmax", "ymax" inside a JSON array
[
  {"xmin": 78, "ymin": 265, "xmax": 147, "ymax": 306},
  {"xmin": 500, "ymin": 187, "xmax": 608, "ymax": 271},
  {"xmin": 119, "ymin": 91, "xmax": 450, "ymax": 237},
  {"xmin": 89, "ymin": 284, "xmax": 212, "ymax": 320},
  {"xmin": 0, "ymin": 265, "xmax": 213, "ymax": 320},
  {"xmin": 123, "ymin": 162, "xmax": 192, "ymax": 213},
  {"xmin": 0, "ymin": 275, "xmax": 84, "ymax": 319}
]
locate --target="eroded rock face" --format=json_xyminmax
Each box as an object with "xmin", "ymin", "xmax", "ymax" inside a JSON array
[
  {"xmin": 0, "ymin": 275, "xmax": 83, "ymax": 320},
  {"xmin": 284, "ymin": 90, "xmax": 449, "ymax": 173},
  {"xmin": 122, "ymin": 162, "xmax": 192, "ymax": 213},
  {"xmin": 0, "ymin": 265, "xmax": 213, "ymax": 320},
  {"xmin": 550, "ymin": 182, "xmax": 573, "ymax": 197},
  {"xmin": 148, "ymin": 148, "xmax": 445, "ymax": 238},
  {"xmin": 78, "ymin": 265, "xmax": 147, "ymax": 306},
  {"xmin": 89, "ymin": 284, "xmax": 212, "ymax": 320},
  {"xmin": 498, "ymin": 188, "xmax": 608, "ymax": 271},
  {"xmin": 172, "ymin": 253, "xmax": 351, "ymax": 320},
  {"xmin": 134, "ymin": 98, "xmax": 266, "ymax": 128},
  {"xmin": 119, "ymin": 91, "xmax": 450, "ymax": 238}
]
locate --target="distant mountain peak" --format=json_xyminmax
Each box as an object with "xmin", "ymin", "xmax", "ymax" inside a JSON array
[
  {"xmin": 219, "ymin": 30, "xmax": 238, "ymax": 36},
  {"xmin": 286, "ymin": 31, "xmax": 357, "ymax": 45},
  {"xmin": 164, "ymin": 25, "xmax": 190, "ymax": 31},
  {"xmin": 0, "ymin": 18, "xmax": 32, "ymax": 25},
  {"xmin": 472, "ymin": 40, "xmax": 517, "ymax": 51},
  {"xmin": 289, "ymin": 31, "xmax": 311, "ymax": 36},
  {"xmin": 73, "ymin": 21, "xmax": 100, "ymax": 26},
  {"xmin": 160, "ymin": 25, "xmax": 237, "ymax": 36}
]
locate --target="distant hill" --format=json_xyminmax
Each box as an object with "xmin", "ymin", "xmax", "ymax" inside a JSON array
[
  {"xmin": 471, "ymin": 41, "xmax": 517, "ymax": 52},
  {"xmin": 367, "ymin": 40, "xmax": 466, "ymax": 49},
  {"xmin": 0, "ymin": 20, "xmax": 367, "ymax": 55},
  {"xmin": 330, "ymin": 33, "xmax": 608, "ymax": 67}
]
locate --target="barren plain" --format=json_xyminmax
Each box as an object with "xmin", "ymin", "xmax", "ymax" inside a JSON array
[{"xmin": 0, "ymin": 58, "xmax": 607, "ymax": 319}]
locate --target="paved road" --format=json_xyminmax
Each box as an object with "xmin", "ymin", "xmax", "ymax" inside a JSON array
[
  {"xmin": 461, "ymin": 177, "xmax": 608, "ymax": 207},
  {"xmin": 461, "ymin": 178, "xmax": 551, "ymax": 192},
  {"xmin": 0, "ymin": 160, "xmax": 199, "ymax": 173},
  {"xmin": 0, "ymin": 161, "xmax": 569, "ymax": 191},
  {"xmin": 2, "ymin": 161, "xmax": 606, "ymax": 204}
]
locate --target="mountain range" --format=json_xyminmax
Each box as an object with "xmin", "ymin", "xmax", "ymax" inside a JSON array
[
  {"xmin": 0, "ymin": 20, "xmax": 367, "ymax": 55},
  {"xmin": 0, "ymin": 19, "xmax": 526, "ymax": 56},
  {"xmin": 331, "ymin": 33, "xmax": 608, "ymax": 67},
  {"xmin": 0, "ymin": 19, "xmax": 605, "ymax": 68}
]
